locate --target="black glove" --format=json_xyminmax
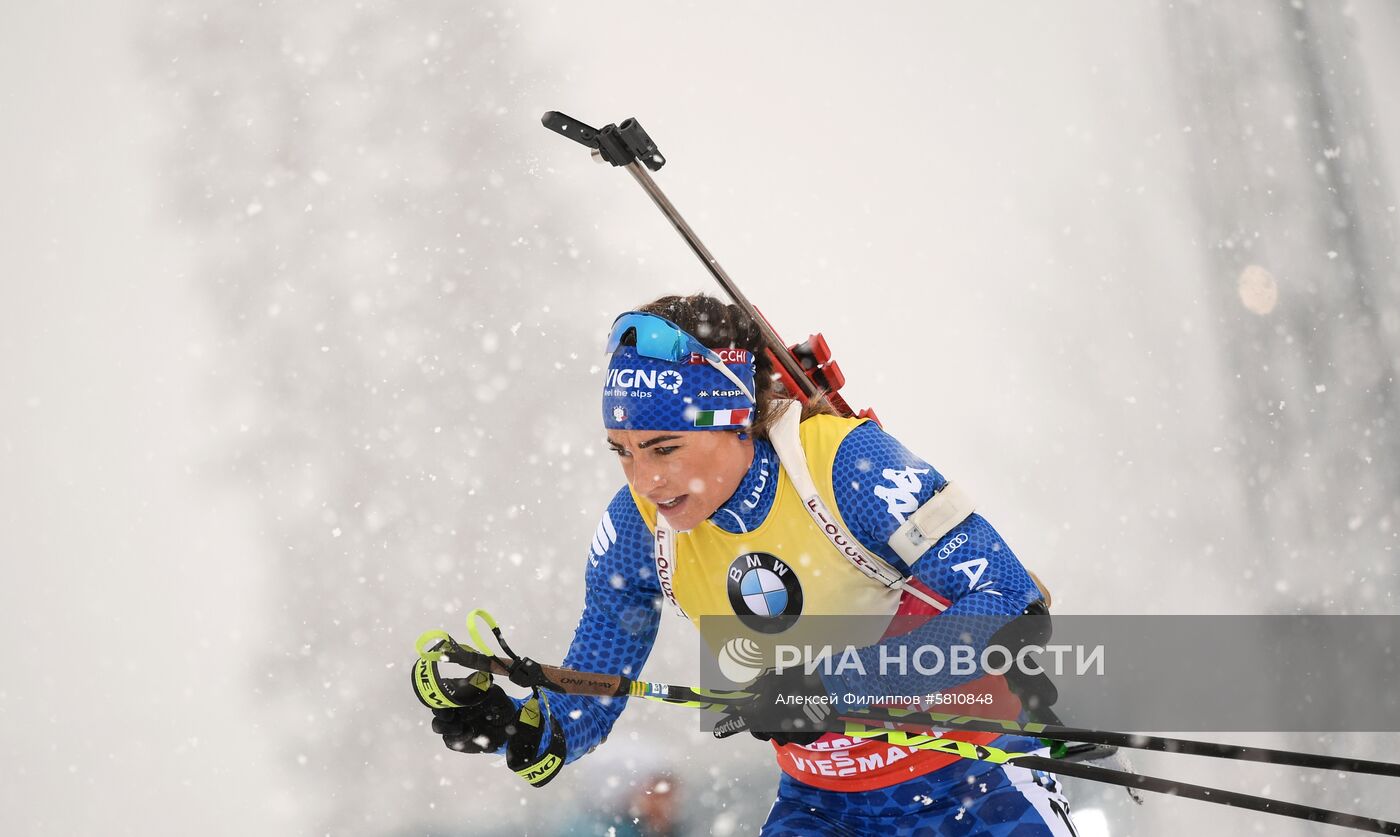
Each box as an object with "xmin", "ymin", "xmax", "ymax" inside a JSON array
[
  {"xmin": 430, "ymin": 674, "xmax": 519, "ymax": 754},
  {"xmin": 504, "ymin": 694, "xmax": 568, "ymax": 787},
  {"xmin": 724, "ymin": 666, "xmax": 835, "ymax": 747},
  {"xmin": 411, "ymin": 641, "xmax": 568, "ymax": 787}
]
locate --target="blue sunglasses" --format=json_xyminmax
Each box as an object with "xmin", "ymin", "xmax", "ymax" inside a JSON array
[{"xmin": 606, "ymin": 311, "xmax": 756, "ymax": 404}]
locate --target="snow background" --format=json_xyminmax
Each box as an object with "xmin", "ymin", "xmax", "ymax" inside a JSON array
[{"xmin": 2, "ymin": 1, "xmax": 1398, "ymax": 835}]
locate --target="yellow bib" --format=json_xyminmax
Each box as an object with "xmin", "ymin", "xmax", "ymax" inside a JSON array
[{"xmin": 630, "ymin": 415, "xmax": 906, "ymax": 636}]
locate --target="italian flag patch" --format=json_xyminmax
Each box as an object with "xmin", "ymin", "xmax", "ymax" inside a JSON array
[{"xmin": 693, "ymin": 408, "xmax": 751, "ymax": 427}]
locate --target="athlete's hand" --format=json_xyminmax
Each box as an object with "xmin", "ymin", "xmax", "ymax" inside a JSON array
[
  {"xmin": 732, "ymin": 667, "xmax": 835, "ymax": 747},
  {"xmin": 430, "ymin": 677, "xmax": 518, "ymax": 753},
  {"xmin": 411, "ymin": 652, "xmax": 568, "ymax": 787}
]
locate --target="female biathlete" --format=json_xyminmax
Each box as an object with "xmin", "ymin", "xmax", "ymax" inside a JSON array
[{"xmin": 425, "ymin": 294, "xmax": 1080, "ymax": 836}]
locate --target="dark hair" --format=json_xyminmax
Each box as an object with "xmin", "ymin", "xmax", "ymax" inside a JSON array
[{"xmin": 634, "ymin": 293, "xmax": 837, "ymax": 439}]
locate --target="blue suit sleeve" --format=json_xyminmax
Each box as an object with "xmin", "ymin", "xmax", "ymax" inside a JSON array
[
  {"xmin": 828, "ymin": 422, "xmax": 1042, "ymax": 697},
  {"xmin": 543, "ymin": 486, "xmax": 663, "ymax": 764}
]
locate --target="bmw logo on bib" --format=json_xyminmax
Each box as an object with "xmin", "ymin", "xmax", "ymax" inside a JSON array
[{"xmin": 726, "ymin": 552, "xmax": 803, "ymax": 634}]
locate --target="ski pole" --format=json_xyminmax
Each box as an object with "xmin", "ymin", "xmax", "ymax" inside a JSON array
[
  {"xmin": 413, "ymin": 621, "xmax": 751, "ymax": 714},
  {"xmin": 848, "ymin": 705, "xmax": 1400, "ymax": 778},
  {"xmin": 422, "ymin": 631, "xmax": 1400, "ymax": 780},
  {"xmin": 416, "ymin": 624, "xmax": 1400, "ymax": 833},
  {"xmin": 856, "ymin": 733, "xmax": 1400, "ymax": 836},
  {"xmin": 416, "ymin": 619, "xmax": 1400, "ymax": 776}
]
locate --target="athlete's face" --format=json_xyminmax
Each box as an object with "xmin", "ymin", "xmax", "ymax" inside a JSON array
[{"xmin": 606, "ymin": 428, "xmax": 755, "ymax": 531}]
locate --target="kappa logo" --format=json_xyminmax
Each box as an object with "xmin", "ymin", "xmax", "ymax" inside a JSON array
[
  {"xmin": 727, "ymin": 552, "xmax": 804, "ymax": 634},
  {"xmin": 873, "ymin": 466, "xmax": 931, "ymax": 525},
  {"xmin": 588, "ymin": 510, "xmax": 617, "ymax": 568}
]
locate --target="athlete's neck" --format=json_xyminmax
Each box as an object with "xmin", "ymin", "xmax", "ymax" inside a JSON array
[{"xmin": 709, "ymin": 437, "xmax": 777, "ymax": 534}]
